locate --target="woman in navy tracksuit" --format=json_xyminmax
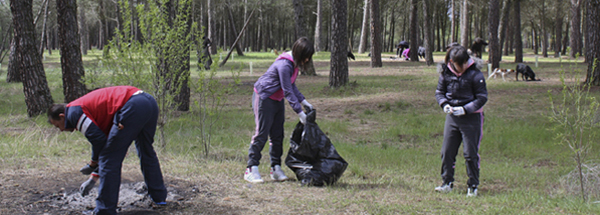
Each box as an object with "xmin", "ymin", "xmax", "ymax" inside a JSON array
[
  {"xmin": 434, "ymin": 45, "xmax": 487, "ymax": 197},
  {"xmin": 244, "ymin": 37, "xmax": 315, "ymax": 183},
  {"xmin": 48, "ymin": 86, "xmax": 167, "ymax": 214}
]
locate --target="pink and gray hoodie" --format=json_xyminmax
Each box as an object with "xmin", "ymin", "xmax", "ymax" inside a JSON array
[{"xmin": 254, "ymin": 52, "xmax": 306, "ymax": 114}]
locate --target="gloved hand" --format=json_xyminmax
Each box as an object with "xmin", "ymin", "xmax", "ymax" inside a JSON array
[
  {"xmin": 443, "ymin": 104, "xmax": 453, "ymax": 114},
  {"xmin": 301, "ymin": 100, "xmax": 313, "ymax": 111},
  {"xmin": 452, "ymin": 106, "xmax": 465, "ymax": 116},
  {"xmin": 298, "ymin": 112, "xmax": 307, "ymax": 124},
  {"xmin": 80, "ymin": 161, "xmax": 98, "ymax": 175},
  {"xmin": 80, "ymin": 177, "xmax": 96, "ymax": 197}
]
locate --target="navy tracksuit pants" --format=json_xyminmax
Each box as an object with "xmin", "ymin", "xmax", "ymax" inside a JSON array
[
  {"xmin": 440, "ymin": 112, "xmax": 484, "ymax": 188},
  {"xmin": 94, "ymin": 93, "xmax": 167, "ymax": 215},
  {"xmin": 247, "ymin": 92, "xmax": 285, "ymax": 168}
]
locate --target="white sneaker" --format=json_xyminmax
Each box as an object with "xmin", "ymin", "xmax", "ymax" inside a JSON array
[
  {"xmin": 467, "ymin": 187, "xmax": 478, "ymax": 197},
  {"xmin": 244, "ymin": 166, "xmax": 264, "ymax": 183},
  {"xmin": 270, "ymin": 165, "xmax": 288, "ymax": 181},
  {"xmin": 434, "ymin": 182, "xmax": 453, "ymax": 193}
]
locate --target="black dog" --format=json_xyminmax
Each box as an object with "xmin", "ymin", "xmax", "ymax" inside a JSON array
[
  {"xmin": 515, "ymin": 63, "xmax": 539, "ymax": 81},
  {"xmin": 470, "ymin": 38, "xmax": 488, "ymax": 59},
  {"xmin": 347, "ymin": 51, "xmax": 355, "ymax": 60}
]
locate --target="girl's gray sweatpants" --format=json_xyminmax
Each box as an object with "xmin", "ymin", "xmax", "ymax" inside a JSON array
[
  {"xmin": 440, "ymin": 112, "xmax": 484, "ymax": 188},
  {"xmin": 247, "ymin": 92, "xmax": 285, "ymax": 168}
]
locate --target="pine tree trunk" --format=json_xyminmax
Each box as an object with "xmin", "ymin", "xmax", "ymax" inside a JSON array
[
  {"xmin": 570, "ymin": 0, "xmax": 582, "ymax": 58},
  {"xmin": 460, "ymin": 0, "xmax": 469, "ymax": 47},
  {"xmin": 498, "ymin": 0, "xmax": 511, "ymax": 61},
  {"xmin": 554, "ymin": 0, "xmax": 563, "ymax": 58},
  {"xmin": 10, "ymin": 0, "xmax": 54, "ymax": 117},
  {"xmin": 358, "ymin": 0, "xmax": 369, "ymax": 53},
  {"xmin": 541, "ymin": 0, "xmax": 548, "ymax": 58},
  {"xmin": 488, "ymin": 0, "xmax": 500, "ymax": 69},
  {"xmin": 39, "ymin": 0, "xmax": 49, "ymax": 57},
  {"xmin": 314, "ymin": 0, "xmax": 322, "ymax": 52},
  {"xmin": 7, "ymin": 37, "xmax": 20, "ymax": 82},
  {"xmin": 174, "ymin": 1, "xmax": 192, "ymax": 111},
  {"xmin": 78, "ymin": 2, "xmax": 88, "ymax": 55},
  {"xmin": 370, "ymin": 0, "xmax": 382, "ymax": 66},
  {"xmin": 451, "ymin": 0, "xmax": 456, "ymax": 43},
  {"xmin": 330, "ymin": 0, "xmax": 348, "ymax": 88},
  {"xmin": 57, "ymin": 0, "xmax": 87, "ymax": 102},
  {"xmin": 226, "ymin": 3, "xmax": 244, "ymax": 56},
  {"xmin": 409, "ymin": 0, "xmax": 419, "ymax": 62},
  {"xmin": 514, "ymin": 0, "xmax": 523, "ymax": 63},
  {"xmin": 422, "ymin": 0, "xmax": 433, "ymax": 65},
  {"xmin": 585, "ymin": 0, "xmax": 600, "ymax": 85},
  {"xmin": 293, "ymin": 0, "xmax": 316, "ymax": 76},
  {"xmin": 208, "ymin": 0, "xmax": 217, "ymax": 54}
]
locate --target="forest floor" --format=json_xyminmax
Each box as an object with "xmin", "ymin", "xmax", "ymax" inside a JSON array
[{"xmin": 1, "ymin": 51, "xmax": 597, "ymax": 214}]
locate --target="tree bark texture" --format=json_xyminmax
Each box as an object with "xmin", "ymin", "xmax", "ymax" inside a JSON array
[
  {"xmin": 460, "ymin": 0, "xmax": 469, "ymax": 47},
  {"xmin": 585, "ymin": 0, "xmax": 600, "ymax": 85},
  {"xmin": 488, "ymin": 0, "xmax": 500, "ymax": 69},
  {"xmin": 409, "ymin": 0, "xmax": 419, "ymax": 62},
  {"xmin": 370, "ymin": 0, "xmax": 382, "ymax": 66},
  {"xmin": 314, "ymin": 0, "xmax": 322, "ymax": 52},
  {"xmin": 226, "ymin": 2, "xmax": 244, "ymax": 56},
  {"xmin": 293, "ymin": 0, "xmax": 316, "ymax": 76},
  {"xmin": 554, "ymin": 0, "xmax": 563, "ymax": 58},
  {"xmin": 39, "ymin": 0, "xmax": 49, "ymax": 56},
  {"xmin": 514, "ymin": 0, "xmax": 523, "ymax": 62},
  {"xmin": 541, "ymin": 0, "xmax": 548, "ymax": 58},
  {"xmin": 58, "ymin": 0, "xmax": 87, "ymax": 103},
  {"xmin": 358, "ymin": 0, "xmax": 369, "ymax": 53},
  {"xmin": 77, "ymin": 2, "xmax": 87, "ymax": 55},
  {"xmin": 422, "ymin": 0, "xmax": 434, "ymax": 65},
  {"xmin": 498, "ymin": 0, "xmax": 511, "ymax": 61},
  {"xmin": 570, "ymin": 0, "xmax": 582, "ymax": 58},
  {"xmin": 7, "ymin": 37, "xmax": 21, "ymax": 82},
  {"xmin": 208, "ymin": 0, "xmax": 217, "ymax": 54},
  {"xmin": 451, "ymin": 0, "xmax": 456, "ymax": 43},
  {"xmin": 10, "ymin": 0, "xmax": 54, "ymax": 117},
  {"xmin": 330, "ymin": 0, "xmax": 349, "ymax": 88},
  {"xmin": 293, "ymin": 0, "xmax": 306, "ymax": 38},
  {"xmin": 173, "ymin": 1, "xmax": 192, "ymax": 111}
]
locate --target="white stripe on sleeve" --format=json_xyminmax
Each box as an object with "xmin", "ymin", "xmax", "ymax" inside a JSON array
[{"xmin": 77, "ymin": 114, "xmax": 93, "ymax": 134}]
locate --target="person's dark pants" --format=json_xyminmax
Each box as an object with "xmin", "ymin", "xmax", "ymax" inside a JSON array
[
  {"xmin": 94, "ymin": 92, "xmax": 167, "ymax": 215},
  {"xmin": 440, "ymin": 112, "xmax": 484, "ymax": 188},
  {"xmin": 247, "ymin": 92, "xmax": 285, "ymax": 168}
]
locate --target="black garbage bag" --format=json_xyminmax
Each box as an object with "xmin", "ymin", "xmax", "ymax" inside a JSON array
[{"xmin": 285, "ymin": 109, "xmax": 348, "ymax": 186}]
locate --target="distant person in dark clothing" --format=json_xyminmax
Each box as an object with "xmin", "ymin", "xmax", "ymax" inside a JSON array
[
  {"xmin": 470, "ymin": 38, "xmax": 488, "ymax": 59},
  {"xmin": 199, "ymin": 36, "xmax": 213, "ymax": 70},
  {"xmin": 396, "ymin": 41, "xmax": 410, "ymax": 57}
]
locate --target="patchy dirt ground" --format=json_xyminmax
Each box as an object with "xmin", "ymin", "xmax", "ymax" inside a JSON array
[{"xmin": 0, "ymin": 169, "xmax": 225, "ymax": 215}]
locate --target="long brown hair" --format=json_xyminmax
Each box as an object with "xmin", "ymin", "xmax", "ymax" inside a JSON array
[{"xmin": 291, "ymin": 37, "xmax": 315, "ymax": 69}]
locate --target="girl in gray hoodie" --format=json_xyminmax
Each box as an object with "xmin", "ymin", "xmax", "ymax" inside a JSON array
[{"xmin": 244, "ymin": 37, "xmax": 315, "ymax": 183}]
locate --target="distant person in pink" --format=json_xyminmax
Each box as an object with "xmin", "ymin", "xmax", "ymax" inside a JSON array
[{"xmin": 402, "ymin": 48, "xmax": 410, "ymax": 60}]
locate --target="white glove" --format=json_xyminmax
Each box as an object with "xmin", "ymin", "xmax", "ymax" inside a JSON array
[
  {"xmin": 452, "ymin": 106, "xmax": 465, "ymax": 116},
  {"xmin": 298, "ymin": 112, "xmax": 307, "ymax": 124},
  {"xmin": 301, "ymin": 100, "xmax": 313, "ymax": 111},
  {"xmin": 443, "ymin": 104, "xmax": 453, "ymax": 114}
]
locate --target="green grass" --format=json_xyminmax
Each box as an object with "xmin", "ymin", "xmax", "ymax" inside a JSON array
[{"xmin": 0, "ymin": 48, "xmax": 598, "ymax": 214}]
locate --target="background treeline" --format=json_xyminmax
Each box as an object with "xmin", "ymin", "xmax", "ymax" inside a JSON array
[{"xmin": 0, "ymin": 0, "xmax": 585, "ymax": 59}]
